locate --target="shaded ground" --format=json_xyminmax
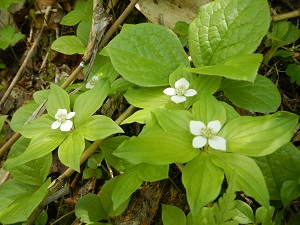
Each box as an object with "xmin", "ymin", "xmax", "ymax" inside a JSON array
[{"xmin": 1, "ymin": 0, "xmax": 300, "ymax": 224}]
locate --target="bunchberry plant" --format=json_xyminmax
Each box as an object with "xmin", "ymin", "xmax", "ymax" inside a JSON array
[{"xmin": 1, "ymin": 0, "xmax": 300, "ymax": 224}]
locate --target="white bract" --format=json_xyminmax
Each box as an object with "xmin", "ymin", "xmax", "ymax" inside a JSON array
[
  {"xmin": 190, "ymin": 120, "xmax": 226, "ymax": 151},
  {"xmin": 86, "ymin": 76, "xmax": 99, "ymax": 89},
  {"xmin": 163, "ymin": 78, "xmax": 197, "ymax": 103},
  {"xmin": 51, "ymin": 109, "xmax": 75, "ymax": 132}
]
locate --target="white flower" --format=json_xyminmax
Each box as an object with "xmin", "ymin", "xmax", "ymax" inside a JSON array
[
  {"xmin": 86, "ymin": 76, "xmax": 99, "ymax": 89},
  {"xmin": 51, "ymin": 109, "xmax": 75, "ymax": 132},
  {"xmin": 190, "ymin": 120, "xmax": 226, "ymax": 151},
  {"xmin": 163, "ymin": 78, "xmax": 197, "ymax": 103}
]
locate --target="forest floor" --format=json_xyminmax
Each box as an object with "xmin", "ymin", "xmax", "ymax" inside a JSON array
[{"xmin": 1, "ymin": 0, "xmax": 300, "ymax": 224}]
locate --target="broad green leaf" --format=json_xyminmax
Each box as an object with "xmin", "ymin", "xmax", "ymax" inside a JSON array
[
  {"xmin": 19, "ymin": 114, "xmax": 53, "ymax": 138},
  {"xmin": 60, "ymin": 0, "xmax": 92, "ymax": 26},
  {"xmin": 255, "ymin": 143, "xmax": 300, "ymax": 200},
  {"xmin": 111, "ymin": 78, "xmax": 134, "ymax": 92},
  {"xmin": 106, "ymin": 23, "xmax": 189, "ymax": 86},
  {"xmin": 269, "ymin": 21, "xmax": 300, "ymax": 48},
  {"xmin": 0, "ymin": 179, "xmax": 35, "ymax": 213},
  {"xmin": 100, "ymin": 136, "xmax": 131, "ymax": 172},
  {"xmin": 124, "ymin": 87, "xmax": 170, "ymax": 109},
  {"xmin": 7, "ymin": 137, "xmax": 51, "ymax": 186},
  {"xmin": 112, "ymin": 167, "xmax": 143, "ymax": 210},
  {"xmin": 121, "ymin": 109, "xmax": 150, "ymax": 125},
  {"xmin": 93, "ymin": 60, "xmax": 119, "ymax": 83},
  {"xmin": 211, "ymin": 152, "xmax": 269, "ymax": 207},
  {"xmin": 138, "ymin": 164, "xmax": 169, "ymax": 182},
  {"xmin": 34, "ymin": 210, "xmax": 48, "ymax": 225},
  {"xmin": 189, "ymin": 0, "xmax": 270, "ymax": 67},
  {"xmin": 152, "ymin": 108, "xmax": 193, "ymax": 138},
  {"xmin": 286, "ymin": 64, "xmax": 300, "ymax": 85},
  {"xmin": 174, "ymin": 21, "xmax": 189, "ymax": 36},
  {"xmin": 11, "ymin": 101, "xmax": 38, "ymax": 132},
  {"xmin": 221, "ymin": 102, "xmax": 240, "ymax": 123},
  {"xmin": 280, "ymin": 180, "xmax": 300, "ymax": 207},
  {"xmin": 255, "ymin": 206, "xmax": 274, "ymax": 225},
  {"xmin": 74, "ymin": 78, "xmax": 110, "ymax": 127},
  {"xmin": 193, "ymin": 75, "xmax": 222, "ymax": 95},
  {"xmin": 162, "ymin": 204, "xmax": 187, "ymax": 225},
  {"xmin": 33, "ymin": 89, "xmax": 50, "ymax": 105},
  {"xmin": 0, "ymin": 179, "xmax": 50, "ymax": 224},
  {"xmin": 221, "ymin": 75, "xmax": 281, "ymax": 113},
  {"xmin": 0, "ymin": 25, "xmax": 24, "ymax": 50},
  {"xmin": 187, "ymin": 54, "xmax": 262, "ymax": 82},
  {"xmin": 58, "ymin": 130, "xmax": 85, "ymax": 172},
  {"xmin": 99, "ymin": 177, "xmax": 130, "ymax": 217},
  {"xmin": 182, "ymin": 153, "xmax": 224, "ymax": 215},
  {"xmin": 75, "ymin": 193, "xmax": 107, "ymax": 223},
  {"xmin": 219, "ymin": 111, "xmax": 298, "ymax": 156},
  {"xmin": 234, "ymin": 200, "xmax": 254, "ymax": 224},
  {"xmin": 46, "ymin": 83, "xmax": 70, "ymax": 118},
  {"xmin": 192, "ymin": 91, "xmax": 226, "ymax": 125},
  {"xmin": 78, "ymin": 115, "xmax": 123, "ymax": 141},
  {"xmin": 77, "ymin": 20, "xmax": 92, "ymax": 46},
  {"xmin": 114, "ymin": 131, "xmax": 199, "ymax": 165},
  {"xmin": 51, "ymin": 36, "xmax": 86, "ymax": 55},
  {"xmin": 4, "ymin": 130, "xmax": 68, "ymax": 169}
]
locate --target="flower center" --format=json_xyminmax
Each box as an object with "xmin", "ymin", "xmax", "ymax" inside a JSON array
[
  {"xmin": 57, "ymin": 114, "xmax": 67, "ymax": 123},
  {"xmin": 200, "ymin": 127, "xmax": 215, "ymax": 139},
  {"xmin": 176, "ymin": 85, "xmax": 186, "ymax": 96}
]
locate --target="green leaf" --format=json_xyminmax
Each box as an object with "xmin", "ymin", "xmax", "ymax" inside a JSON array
[
  {"xmin": 75, "ymin": 193, "xmax": 107, "ymax": 223},
  {"xmin": 74, "ymin": 78, "xmax": 110, "ymax": 127},
  {"xmin": 78, "ymin": 115, "xmax": 123, "ymax": 141},
  {"xmin": 114, "ymin": 131, "xmax": 199, "ymax": 165},
  {"xmin": 100, "ymin": 136, "xmax": 131, "ymax": 172},
  {"xmin": 77, "ymin": 20, "xmax": 92, "ymax": 46},
  {"xmin": 234, "ymin": 200, "xmax": 254, "ymax": 224},
  {"xmin": 211, "ymin": 152, "xmax": 269, "ymax": 207},
  {"xmin": 4, "ymin": 130, "xmax": 68, "ymax": 169},
  {"xmin": 124, "ymin": 87, "xmax": 170, "ymax": 109},
  {"xmin": 192, "ymin": 91, "xmax": 227, "ymax": 125},
  {"xmin": 34, "ymin": 210, "xmax": 48, "ymax": 225},
  {"xmin": 60, "ymin": 0, "xmax": 92, "ymax": 25},
  {"xmin": 219, "ymin": 111, "xmax": 298, "ymax": 156},
  {"xmin": 162, "ymin": 204, "xmax": 187, "ymax": 225},
  {"xmin": 33, "ymin": 89, "xmax": 50, "ymax": 105},
  {"xmin": 106, "ymin": 23, "xmax": 189, "ymax": 86},
  {"xmin": 187, "ymin": 208, "xmax": 216, "ymax": 225},
  {"xmin": 255, "ymin": 206, "xmax": 274, "ymax": 225},
  {"xmin": 212, "ymin": 172, "xmax": 239, "ymax": 225},
  {"xmin": 189, "ymin": 0, "xmax": 270, "ymax": 66},
  {"xmin": 255, "ymin": 143, "xmax": 300, "ymax": 200},
  {"xmin": 111, "ymin": 78, "xmax": 135, "ymax": 92},
  {"xmin": 183, "ymin": 153, "xmax": 224, "ymax": 215},
  {"xmin": 99, "ymin": 177, "xmax": 130, "ymax": 217},
  {"xmin": 0, "ymin": 179, "xmax": 50, "ymax": 224},
  {"xmin": 19, "ymin": 114, "xmax": 54, "ymax": 138},
  {"xmin": 11, "ymin": 101, "xmax": 39, "ymax": 132},
  {"xmin": 173, "ymin": 21, "xmax": 189, "ymax": 36},
  {"xmin": 138, "ymin": 164, "xmax": 169, "ymax": 182},
  {"xmin": 58, "ymin": 130, "xmax": 85, "ymax": 172},
  {"xmin": 112, "ymin": 167, "xmax": 143, "ymax": 210},
  {"xmin": 46, "ymin": 83, "xmax": 71, "ymax": 117},
  {"xmin": 286, "ymin": 64, "xmax": 300, "ymax": 85},
  {"xmin": 221, "ymin": 75, "xmax": 281, "ymax": 113},
  {"xmin": 0, "ymin": 179, "xmax": 35, "ymax": 213},
  {"xmin": 193, "ymin": 75, "xmax": 222, "ymax": 95},
  {"xmin": 269, "ymin": 21, "xmax": 300, "ymax": 47},
  {"xmin": 0, "ymin": 25, "xmax": 24, "ymax": 50},
  {"xmin": 121, "ymin": 109, "xmax": 150, "ymax": 125},
  {"xmin": 280, "ymin": 180, "xmax": 300, "ymax": 207},
  {"xmin": 187, "ymin": 54, "xmax": 262, "ymax": 82},
  {"xmin": 152, "ymin": 108, "xmax": 193, "ymax": 138},
  {"xmin": 7, "ymin": 137, "xmax": 51, "ymax": 186},
  {"xmin": 51, "ymin": 36, "xmax": 86, "ymax": 55}
]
